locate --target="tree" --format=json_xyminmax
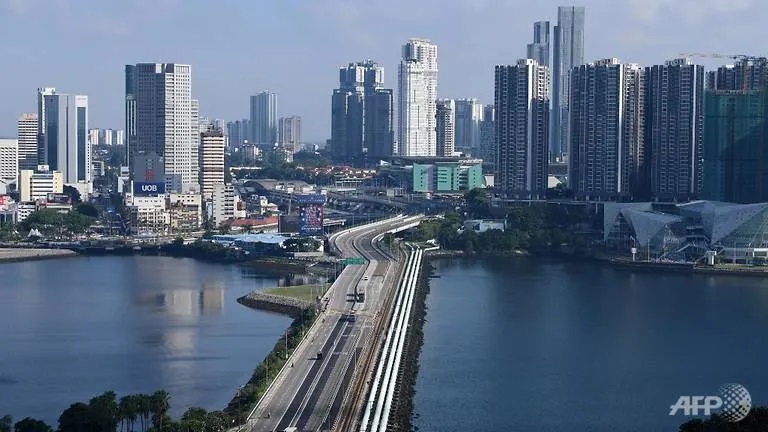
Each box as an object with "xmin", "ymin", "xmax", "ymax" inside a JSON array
[
  {"xmin": 57, "ymin": 403, "xmax": 89, "ymax": 432},
  {"xmin": 1, "ymin": 415, "xmax": 12, "ymax": 432},
  {"xmin": 13, "ymin": 418, "xmax": 51, "ymax": 432},
  {"xmin": 75, "ymin": 203, "xmax": 100, "ymax": 218},
  {"xmin": 135, "ymin": 395, "xmax": 151, "ymax": 432},
  {"xmin": 242, "ymin": 224, "xmax": 253, "ymax": 234},
  {"xmin": 62, "ymin": 185, "xmax": 82, "ymax": 204},
  {"xmin": 203, "ymin": 412, "xmax": 227, "ymax": 432},
  {"xmin": 150, "ymin": 390, "xmax": 170, "ymax": 430},
  {"xmin": 87, "ymin": 391, "xmax": 119, "ymax": 432},
  {"xmin": 218, "ymin": 225, "xmax": 230, "ymax": 235},
  {"xmin": 118, "ymin": 396, "xmax": 138, "ymax": 432}
]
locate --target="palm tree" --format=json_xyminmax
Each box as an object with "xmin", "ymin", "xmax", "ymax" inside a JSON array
[
  {"xmin": 150, "ymin": 390, "xmax": 170, "ymax": 431},
  {"xmin": 135, "ymin": 395, "xmax": 151, "ymax": 432},
  {"xmin": 119, "ymin": 396, "xmax": 137, "ymax": 432}
]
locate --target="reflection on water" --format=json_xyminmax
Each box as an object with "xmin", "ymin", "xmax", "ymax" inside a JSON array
[{"xmin": 0, "ymin": 256, "xmax": 292, "ymax": 424}]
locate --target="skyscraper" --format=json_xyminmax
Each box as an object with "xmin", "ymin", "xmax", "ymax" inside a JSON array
[
  {"xmin": 552, "ymin": 6, "xmax": 585, "ymax": 161},
  {"xmin": 278, "ymin": 116, "xmax": 302, "ymax": 155},
  {"xmin": 331, "ymin": 61, "xmax": 394, "ymax": 161},
  {"xmin": 226, "ymin": 119, "xmax": 250, "ymax": 148},
  {"xmin": 479, "ymin": 104, "xmax": 496, "ymax": 169},
  {"xmin": 453, "ymin": 98, "xmax": 484, "ymax": 154},
  {"xmin": 398, "ymin": 38, "xmax": 438, "ymax": 156},
  {"xmin": 39, "ymin": 93, "xmax": 91, "ymax": 183},
  {"xmin": 526, "ymin": 21, "xmax": 550, "ymax": 67},
  {"xmin": 495, "ymin": 59, "xmax": 550, "ymax": 198},
  {"xmin": 702, "ymin": 90, "xmax": 768, "ymax": 203},
  {"xmin": 645, "ymin": 58, "xmax": 704, "ymax": 201},
  {"xmin": 250, "ymin": 91, "xmax": 277, "ymax": 146},
  {"xmin": 706, "ymin": 60, "xmax": 768, "ymax": 92},
  {"xmin": 435, "ymin": 99, "xmax": 455, "ymax": 157},
  {"xmin": 37, "ymin": 87, "xmax": 56, "ymax": 165},
  {"xmin": 125, "ymin": 65, "xmax": 136, "ymax": 163},
  {"xmin": 570, "ymin": 59, "xmax": 644, "ymax": 200},
  {"xmin": 127, "ymin": 63, "xmax": 199, "ymax": 193},
  {"xmin": 17, "ymin": 113, "xmax": 38, "ymax": 171},
  {"xmin": 0, "ymin": 139, "xmax": 18, "ymax": 183},
  {"xmin": 199, "ymin": 127, "xmax": 225, "ymax": 200}
]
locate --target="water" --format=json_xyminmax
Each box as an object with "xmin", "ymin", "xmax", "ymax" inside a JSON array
[
  {"xmin": 413, "ymin": 257, "xmax": 768, "ymax": 432},
  {"xmin": 0, "ymin": 256, "xmax": 292, "ymax": 425}
]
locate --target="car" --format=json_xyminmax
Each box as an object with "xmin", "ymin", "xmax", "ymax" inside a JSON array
[{"xmin": 363, "ymin": 276, "xmax": 369, "ymax": 281}]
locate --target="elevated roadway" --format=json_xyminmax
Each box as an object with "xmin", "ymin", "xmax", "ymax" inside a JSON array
[{"xmin": 246, "ymin": 215, "xmax": 422, "ymax": 432}]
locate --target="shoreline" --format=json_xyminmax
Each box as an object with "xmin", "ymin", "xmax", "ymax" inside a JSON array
[{"xmin": 0, "ymin": 248, "xmax": 78, "ymax": 264}]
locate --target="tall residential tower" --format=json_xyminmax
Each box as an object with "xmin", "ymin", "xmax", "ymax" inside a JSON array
[
  {"xmin": 250, "ymin": 91, "xmax": 277, "ymax": 146},
  {"xmin": 569, "ymin": 59, "xmax": 644, "ymax": 200},
  {"xmin": 398, "ymin": 38, "xmax": 438, "ymax": 156},
  {"xmin": 331, "ymin": 61, "xmax": 394, "ymax": 161},
  {"xmin": 526, "ymin": 21, "xmax": 550, "ymax": 67},
  {"xmin": 495, "ymin": 59, "xmax": 550, "ymax": 198}
]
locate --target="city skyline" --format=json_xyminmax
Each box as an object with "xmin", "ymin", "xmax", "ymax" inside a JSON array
[{"xmin": 0, "ymin": 0, "xmax": 761, "ymax": 141}]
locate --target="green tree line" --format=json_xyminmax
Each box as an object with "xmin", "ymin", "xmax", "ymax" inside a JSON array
[{"xmin": 1, "ymin": 390, "xmax": 230, "ymax": 432}]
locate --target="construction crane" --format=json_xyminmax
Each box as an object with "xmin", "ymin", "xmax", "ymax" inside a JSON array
[{"xmin": 678, "ymin": 53, "xmax": 768, "ymax": 91}]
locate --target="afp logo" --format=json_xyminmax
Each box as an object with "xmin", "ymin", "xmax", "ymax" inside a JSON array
[{"xmin": 669, "ymin": 383, "xmax": 751, "ymax": 422}]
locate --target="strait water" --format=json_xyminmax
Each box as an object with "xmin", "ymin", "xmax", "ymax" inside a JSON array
[
  {"xmin": 0, "ymin": 256, "xmax": 292, "ymax": 425},
  {"xmin": 413, "ymin": 257, "xmax": 768, "ymax": 431}
]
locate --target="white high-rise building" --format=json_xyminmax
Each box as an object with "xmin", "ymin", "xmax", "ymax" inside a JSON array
[
  {"xmin": 199, "ymin": 129, "xmax": 225, "ymax": 200},
  {"xmin": 435, "ymin": 99, "xmax": 455, "ymax": 157},
  {"xmin": 127, "ymin": 63, "xmax": 199, "ymax": 193},
  {"xmin": 0, "ymin": 139, "xmax": 18, "ymax": 182},
  {"xmin": 453, "ymin": 98, "xmax": 484, "ymax": 153},
  {"xmin": 278, "ymin": 116, "xmax": 302, "ymax": 155},
  {"xmin": 39, "ymin": 93, "xmax": 91, "ymax": 184},
  {"xmin": 398, "ymin": 38, "xmax": 438, "ymax": 156},
  {"xmin": 17, "ymin": 113, "xmax": 38, "ymax": 171}
]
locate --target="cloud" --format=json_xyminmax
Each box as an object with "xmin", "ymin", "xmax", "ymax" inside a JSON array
[{"xmin": 627, "ymin": 0, "xmax": 752, "ymax": 23}]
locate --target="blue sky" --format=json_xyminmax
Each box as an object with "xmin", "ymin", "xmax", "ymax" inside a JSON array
[{"xmin": 0, "ymin": 0, "xmax": 762, "ymax": 141}]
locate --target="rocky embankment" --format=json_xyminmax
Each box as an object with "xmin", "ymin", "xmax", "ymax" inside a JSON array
[
  {"xmin": 0, "ymin": 248, "xmax": 77, "ymax": 263},
  {"xmin": 236, "ymin": 291, "xmax": 314, "ymax": 318}
]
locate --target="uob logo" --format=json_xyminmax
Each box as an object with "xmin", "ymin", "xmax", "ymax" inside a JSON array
[{"xmin": 141, "ymin": 184, "xmax": 158, "ymax": 192}]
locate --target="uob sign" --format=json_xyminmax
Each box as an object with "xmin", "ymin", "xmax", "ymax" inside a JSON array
[{"xmin": 133, "ymin": 182, "xmax": 165, "ymax": 196}]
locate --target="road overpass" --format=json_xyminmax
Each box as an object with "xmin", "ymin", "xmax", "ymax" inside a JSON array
[{"xmin": 245, "ymin": 215, "xmax": 422, "ymax": 432}]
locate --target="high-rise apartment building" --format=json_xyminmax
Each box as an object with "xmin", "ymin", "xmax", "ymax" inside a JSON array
[
  {"xmin": 479, "ymin": 105, "xmax": 496, "ymax": 169},
  {"xmin": 278, "ymin": 116, "xmax": 302, "ymax": 155},
  {"xmin": 570, "ymin": 58, "xmax": 644, "ymax": 200},
  {"xmin": 126, "ymin": 63, "xmax": 199, "ymax": 193},
  {"xmin": 495, "ymin": 59, "xmax": 550, "ymax": 197},
  {"xmin": 453, "ymin": 98, "xmax": 484, "ymax": 154},
  {"xmin": 39, "ymin": 92, "xmax": 91, "ymax": 184},
  {"xmin": 398, "ymin": 38, "xmax": 438, "ymax": 156},
  {"xmin": 702, "ymin": 90, "xmax": 768, "ymax": 203},
  {"xmin": 645, "ymin": 58, "xmax": 704, "ymax": 202},
  {"xmin": 226, "ymin": 119, "xmax": 251, "ymax": 148},
  {"xmin": 706, "ymin": 60, "xmax": 768, "ymax": 92},
  {"xmin": 552, "ymin": 6, "xmax": 585, "ymax": 161},
  {"xmin": 199, "ymin": 128, "xmax": 225, "ymax": 200},
  {"xmin": 250, "ymin": 91, "xmax": 277, "ymax": 146},
  {"xmin": 435, "ymin": 99, "xmax": 455, "ymax": 157},
  {"xmin": 0, "ymin": 139, "xmax": 18, "ymax": 182},
  {"xmin": 331, "ymin": 61, "xmax": 394, "ymax": 161},
  {"xmin": 526, "ymin": 21, "xmax": 550, "ymax": 67},
  {"xmin": 17, "ymin": 113, "xmax": 38, "ymax": 171}
]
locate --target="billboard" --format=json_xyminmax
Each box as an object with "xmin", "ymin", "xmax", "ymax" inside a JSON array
[
  {"xmin": 299, "ymin": 203, "xmax": 324, "ymax": 235},
  {"xmin": 133, "ymin": 181, "xmax": 166, "ymax": 196},
  {"xmin": 295, "ymin": 194, "xmax": 326, "ymax": 205}
]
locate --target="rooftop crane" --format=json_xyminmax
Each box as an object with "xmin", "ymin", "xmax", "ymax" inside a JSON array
[{"xmin": 677, "ymin": 53, "xmax": 768, "ymax": 91}]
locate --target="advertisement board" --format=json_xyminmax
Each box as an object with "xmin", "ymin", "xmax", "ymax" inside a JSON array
[
  {"xmin": 295, "ymin": 194, "xmax": 326, "ymax": 205},
  {"xmin": 133, "ymin": 181, "xmax": 166, "ymax": 196},
  {"xmin": 299, "ymin": 203, "xmax": 324, "ymax": 235}
]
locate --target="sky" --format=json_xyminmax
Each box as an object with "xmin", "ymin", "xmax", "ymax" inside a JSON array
[{"xmin": 0, "ymin": 0, "xmax": 763, "ymax": 141}]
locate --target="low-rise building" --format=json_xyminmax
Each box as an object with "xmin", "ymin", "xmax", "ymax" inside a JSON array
[
  {"xmin": 19, "ymin": 166, "xmax": 64, "ymax": 202},
  {"xmin": 462, "ymin": 219, "xmax": 506, "ymax": 233},
  {"xmin": 211, "ymin": 184, "xmax": 245, "ymax": 227},
  {"xmin": 167, "ymin": 193, "xmax": 202, "ymax": 231}
]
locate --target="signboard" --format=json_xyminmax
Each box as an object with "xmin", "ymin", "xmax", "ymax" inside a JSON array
[
  {"xmin": 299, "ymin": 203, "xmax": 324, "ymax": 235},
  {"xmin": 133, "ymin": 181, "xmax": 166, "ymax": 196},
  {"xmin": 295, "ymin": 194, "xmax": 326, "ymax": 205}
]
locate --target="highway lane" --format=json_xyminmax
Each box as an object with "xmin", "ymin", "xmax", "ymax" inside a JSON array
[{"xmin": 247, "ymin": 216, "xmax": 415, "ymax": 432}]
